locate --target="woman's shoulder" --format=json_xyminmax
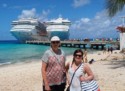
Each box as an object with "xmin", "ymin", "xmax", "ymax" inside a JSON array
[
  {"xmin": 65, "ymin": 61, "xmax": 72, "ymax": 71},
  {"xmin": 67, "ymin": 61, "xmax": 72, "ymax": 65},
  {"xmin": 83, "ymin": 63, "xmax": 90, "ymax": 68},
  {"xmin": 44, "ymin": 49, "xmax": 52, "ymax": 54},
  {"xmin": 83, "ymin": 63, "xmax": 92, "ymax": 72}
]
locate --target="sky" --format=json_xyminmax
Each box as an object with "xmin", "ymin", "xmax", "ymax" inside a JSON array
[{"xmin": 0, "ymin": 0, "xmax": 125, "ymax": 40}]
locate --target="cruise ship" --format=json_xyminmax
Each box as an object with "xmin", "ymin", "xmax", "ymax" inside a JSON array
[
  {"xmin": 10, "ymin": 18, "xmax": 49, "ymax": 42},
  {"xmin": 46, "ymin": 17, "xmax": 71, "ymax": 40}
]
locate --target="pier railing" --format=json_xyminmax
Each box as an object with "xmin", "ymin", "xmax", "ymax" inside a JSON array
[{"xmin": 25, "ymin": 40, "xmax": 120, "ymax": 50}]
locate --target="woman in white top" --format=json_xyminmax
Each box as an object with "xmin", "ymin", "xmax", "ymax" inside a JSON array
[{"xmin": 65, "ymin": 49, "xmax": 100, "ymax": 91}]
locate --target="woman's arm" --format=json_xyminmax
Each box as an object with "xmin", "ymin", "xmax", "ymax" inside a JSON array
[
  {"xmin": 65, "ymin": 62, "xmax": 69, "ymax": 72},
  {"xmin": 41, "ymin": 62, "xmax": 51, "ymax": 90},
  {"xmin": 79, "ymin": 63, "xmax": 94, "ymax": 82},
  {"xmin": 65, "ymin": 62, "xmax": 70, "ymax": 85}
]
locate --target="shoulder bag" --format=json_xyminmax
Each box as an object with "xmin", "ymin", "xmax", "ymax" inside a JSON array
[{"xmin": 81, "ymin": 79, "xmax": 99, "ymax": 91}]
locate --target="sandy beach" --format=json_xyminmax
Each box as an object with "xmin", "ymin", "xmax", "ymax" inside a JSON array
[{"xmin": 0, "ymin": 50, "xmax": 125, "ymax": 91}]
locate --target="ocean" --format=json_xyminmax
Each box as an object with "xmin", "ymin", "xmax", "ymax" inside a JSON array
[
  {"xmin": 0, "ymin": 40, "xmax": 115, "ymax": 66},
  {"xmin": 0, "ymin": 40, "xmax": 84, "ymax": 66}
]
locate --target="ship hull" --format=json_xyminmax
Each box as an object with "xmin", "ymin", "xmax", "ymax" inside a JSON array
[
  {"xmin": 11, "ymin": 29, "xmax": 48, "ymax": 42},
  {"xmin": 48, "ymin": 31, "xmax": 69, "ymax": 40}
]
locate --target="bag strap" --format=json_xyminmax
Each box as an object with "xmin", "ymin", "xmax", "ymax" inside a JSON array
[{"xmin": 69, "ymin": 63, "xmax": 82, "ymax": 87}]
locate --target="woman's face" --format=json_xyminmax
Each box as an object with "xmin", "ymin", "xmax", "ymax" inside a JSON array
[
  {"xmin": 51, "ymin": 41, "xmax": 60, "ymax": 49},
  {"xmin": 74, "ymin": 52, "xmax": 83, "ymax": 62}
]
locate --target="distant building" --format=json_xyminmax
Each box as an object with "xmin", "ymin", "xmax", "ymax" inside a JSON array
[{"xmin": 116, "ymin": 26, "xmax": 125, "ymax": 51}]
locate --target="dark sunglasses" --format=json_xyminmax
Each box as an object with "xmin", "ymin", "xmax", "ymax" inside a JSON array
[
  {"xmin": 51, "ymin": 41, "xmax": 60, "ymax": 44},
  {"xmin": 75, "ymin": 54, "xmax": 82, "ymax": 57}
]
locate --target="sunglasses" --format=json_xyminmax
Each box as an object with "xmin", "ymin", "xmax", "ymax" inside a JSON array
[
  {"xmin": 51, "ymin": 41, "xmax": 60, "ymax": 44},
  {"xmin": 75, "ymin": 54, "xmax": 82, "ymax": 57}
]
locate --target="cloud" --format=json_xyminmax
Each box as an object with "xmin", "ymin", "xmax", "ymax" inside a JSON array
[
  {"xmin": 38, "ymin": 10, "xmax": 50, "ymax": 22},
  {"xmin": 70, "ymin": 9, "xmax": 122, "ymax": 39},
  {"xmin": 18, "ymin": 8, "xmax": 50, "ymax": 22},
  {"xmin": 18, "ymin": 8, "xmax": 36, "ymax": 19},
  {"xmin": 72, "ymin": 0, "xmax": 90, "ymax": 8}
]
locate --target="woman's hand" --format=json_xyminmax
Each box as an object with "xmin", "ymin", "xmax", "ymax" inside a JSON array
[
  {"xmin": 45, "ymin": 85, "xmax": 51, "ymax": 91},
  {"xmin": 79, "ymin": 75, "xmax": 87, "ymax": 82}
]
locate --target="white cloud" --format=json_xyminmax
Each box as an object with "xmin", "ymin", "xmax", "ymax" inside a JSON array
[
  {"xmin": 72, "ymin": 0, "xmax": 90, "ymax": 8},
  {"xmin": 18, "ymin": 8, "xmax": 50, "ymax": 22},
  {"xmin": 38, "ymin": 10, "xmax": 50, "ymax": 22},
  {"xmin": 70, "ymin": 9, "xmax": 123, "ymax": 39},
  {"xmin": 18, "ymin": 8, "xmax": 36, "ymax": 19},
  {"xmin": 81, "ymin": 18, "xmax": 90, "ymax": 23}
]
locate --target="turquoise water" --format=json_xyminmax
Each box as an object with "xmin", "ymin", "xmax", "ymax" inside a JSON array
[
  {"xmin": 0, "ymin": 41, "xmax": 113, "ymax": 66},
  {"xmin": 0, "ymin": 41, "xmax": 81, "ymax": 65}
]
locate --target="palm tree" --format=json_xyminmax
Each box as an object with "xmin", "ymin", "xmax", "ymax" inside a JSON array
[{"xmin": 106, "ymin": 0, "xmax": 125, "ymax": 17}]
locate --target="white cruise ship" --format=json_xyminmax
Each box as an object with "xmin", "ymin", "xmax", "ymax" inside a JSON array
[
  {"xmin": 46, "ymin": 17, "xmax": 71, "ymax": 40},
  {"xmin": 10, "ymin": 18, "xmax": 49, "ymax": 42}
]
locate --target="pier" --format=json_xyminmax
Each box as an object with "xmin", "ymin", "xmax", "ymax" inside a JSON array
[{"xmin": 26, "ymin": 40, "xmax": 120, "ymax": 50}]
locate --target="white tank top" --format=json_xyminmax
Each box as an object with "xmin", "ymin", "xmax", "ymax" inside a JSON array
[{"xmin": 68, "ymin": 63, "xmax": 84, "ymax": 91}]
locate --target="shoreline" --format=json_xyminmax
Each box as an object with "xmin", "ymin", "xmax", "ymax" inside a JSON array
[{"xmin": 0, "ymin": 50, "xmax": 125, "ymax": 91}]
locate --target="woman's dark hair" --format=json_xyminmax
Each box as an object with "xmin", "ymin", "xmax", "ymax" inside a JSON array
[
  {"xmin": 72, "ymin": 49, "xmax": 83, "ymax": 63},
  {"xmin": 73, "ymin": 49, "xmax": 83, "ymax": 56}
]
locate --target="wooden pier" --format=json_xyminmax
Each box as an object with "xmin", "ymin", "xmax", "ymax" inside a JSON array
[{"xmin": 25, "ymin": 40, "xmax": 120, "ymax": 50}]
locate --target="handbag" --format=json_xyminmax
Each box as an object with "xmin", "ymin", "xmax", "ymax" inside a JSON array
[
  {"xmin": 81, "ymin": 79, "xmax": 99, "ymax": 91},
  {"xmin": 66, "ymin": 63, "xmax": 82, "ymax": 91}
]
